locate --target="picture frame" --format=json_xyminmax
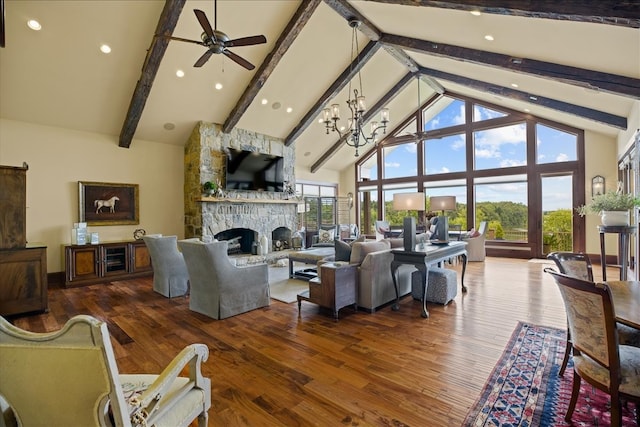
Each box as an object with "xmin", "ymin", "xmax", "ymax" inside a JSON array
[{"xmin": 79, "ymin": 181, "xmax": 139, "ymax": 226}]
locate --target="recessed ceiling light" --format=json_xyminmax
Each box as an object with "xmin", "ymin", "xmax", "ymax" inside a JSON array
[
  {"xmin": 261, "ymin": 98, "xmax": 268, "ymax": 105},
  {"xmin": 100, "ymin": 44, "xmax": 111, "ymax": 54},
  {"xmin": 524, "ymin": 108, "xmax": 530, "ymax": 113},
  {"xmin": 339, "ymin": 126, "xmax": 346, "ymax": 132},
  {"xmin": 304, "ymin": 152, "xmax": 311, "ymax": 157},
  {"xmin": 529, "ymin": 96, "xmax": 538, "ymax": 101},
  {"xmin": 27, "ymin": 20, "xmax": 41, "ymax": 31},
  {"xmin": 470, "ymin": 10, "xmax": 481, "ymax": 16},
  {"xmin": 163, "ymin": 123, "xmax": 175, "ymax": 130},
  {"xmin": 286, "ymin": 107, "xmax": 293, "ymax": 113},
  {"xmin": 272, "ymin": 102, "xmax": 281, "ymax": 110},
  {"xmin": 317, "ymin": 118, "xmax": 323, "ymax": 124},
  {"xmin": 484, "ymin": 35, "xmax": 494, "ymax": 41},
  {"xmin": 176, "ymin": 70, "xmax": 185, "ymax": 78},
  {"xmin": 215, "ymin": 83, "xmax": 223, "ymax": 90},
  {"xmin": 511, "ymin": 83, "xmax": 519, "ymax": 88}
]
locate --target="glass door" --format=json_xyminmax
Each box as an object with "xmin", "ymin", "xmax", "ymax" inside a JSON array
[{"xmin": 541, "ymin": 175, "xmax": 574, "ymax": 256}]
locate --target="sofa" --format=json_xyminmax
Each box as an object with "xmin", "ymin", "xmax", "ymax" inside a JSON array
[{"xmin": 329, "ymin": 238, "xmax": 414, "ymax": 312}]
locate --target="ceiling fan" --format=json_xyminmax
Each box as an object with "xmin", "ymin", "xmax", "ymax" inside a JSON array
[{"xmin": 165, "ymin": 0, "xmax": 266, "ymax": 70}]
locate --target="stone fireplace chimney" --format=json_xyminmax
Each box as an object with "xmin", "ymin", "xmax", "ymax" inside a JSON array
[{"xmin": 184, "ymin": 122, "xmax": 298, "ymax": 261}]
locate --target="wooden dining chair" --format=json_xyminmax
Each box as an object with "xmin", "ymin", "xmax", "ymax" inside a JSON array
[
  {"xmin": 547, "ymin": 251, "xmax": 640, "ymax": 376},
  {"xmin": 544, "ymin": 268, "xmax": 640, "ymax": 426}
]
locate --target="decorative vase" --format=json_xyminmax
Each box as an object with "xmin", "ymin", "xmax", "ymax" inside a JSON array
[
  {"xmin": 260, "ymin": 235, "xmax": 269, "ymax": 255},
  {"xmin": 600, "ymin": 210, "xmax": 629, "ymax": 226}
]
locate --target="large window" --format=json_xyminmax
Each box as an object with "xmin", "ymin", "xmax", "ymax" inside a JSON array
[{"xmin": 354, "ymin": 93, "xmax": 584, "ymax": 258}]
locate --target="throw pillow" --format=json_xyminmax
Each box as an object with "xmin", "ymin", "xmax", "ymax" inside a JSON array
[
  {"xmin": 470, "ymin": 230, "xmax": 481, "ymax": 238},
  {"xmin": 334, "ymin": 239, "xmax": 352, "ymax": 262},
  {"xmin": 317, "ymin": 228, "xmax": 335, "ymax": 244}
]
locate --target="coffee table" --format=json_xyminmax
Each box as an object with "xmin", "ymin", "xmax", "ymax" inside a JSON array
[{"xmin": 288, "ymin": 247, "xmax": 335, "ymax": 280}]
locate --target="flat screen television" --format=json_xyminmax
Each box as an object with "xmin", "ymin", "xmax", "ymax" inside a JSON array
[{"xmin": 225, "ymin": 149, "xmax": 284, "ymax": 192}]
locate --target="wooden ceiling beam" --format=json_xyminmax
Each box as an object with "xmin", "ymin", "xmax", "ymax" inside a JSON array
[
  {"xmin": 119, "ymin": 0, "xmax": 185, "ymax": 148},
  {"xmin": 418, "ymin": 65, "xmax": 628, "ymax": 129},
  {"xmin": 364, "ymin": 1, "xmax": 640, "ymax": 28},
  {"xmin": 382, "ymin": 33, "xmax": 640, "ymax": 100},
  {"xmin": 285, "ymin": 41, "xmax": 381, "ymax": 146},
  {"xmin": 222, "ymin": 0, "xmax": 322, "ymax": 134},
  {"xmin": 310, "ymin": 72, "xmax": 416, "ymax": 172}
]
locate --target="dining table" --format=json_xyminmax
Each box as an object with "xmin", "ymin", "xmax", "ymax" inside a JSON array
[{"xmin": 607, "ymin": 280, "xmax": 640, "ymax": 329}]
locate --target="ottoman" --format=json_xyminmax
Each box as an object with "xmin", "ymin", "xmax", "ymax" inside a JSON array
[{"xmin": 411, "ymin": 267, "xmax": 457, "ymax": 305}]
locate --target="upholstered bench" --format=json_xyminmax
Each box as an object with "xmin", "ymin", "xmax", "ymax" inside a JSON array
[{"xmin": 411, "ymin": 267, "xmax": 457, "ymax": 305}]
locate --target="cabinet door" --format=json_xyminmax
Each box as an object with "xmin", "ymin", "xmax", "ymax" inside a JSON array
[
  {"xmin": 129, "ymin": 241, "xmax": 152, "ymax": 273},
  {"xmin": 101, "ymin": 243, "xmax": 129, "ymax": 277},
  {"xmin": 0, "ymin": 166, "xmax": 27, "ymax": 249},
  {"xmin": 66, "ymin": 245, "xmax": 100, "ymax": 285},
  {"xmin": 0, "ymin": 247, "xmax": 47, "ymax": 315}
]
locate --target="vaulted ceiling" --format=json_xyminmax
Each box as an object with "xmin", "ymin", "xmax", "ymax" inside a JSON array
[{"xmin": 1, "ymin": 1, "xmax": 638, "ymax": 174}]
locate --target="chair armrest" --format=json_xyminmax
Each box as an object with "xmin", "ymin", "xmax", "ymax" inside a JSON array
[{"xmin": 128, "ymin": 343, "xmax": 209, "ymax": 425}]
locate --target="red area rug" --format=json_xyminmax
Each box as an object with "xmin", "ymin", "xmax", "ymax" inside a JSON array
[{"xmin": 464, "ymin": 321, "xmax": 638, "ymax": 426}]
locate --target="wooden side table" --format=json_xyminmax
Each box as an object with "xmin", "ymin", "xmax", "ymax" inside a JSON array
[
  {"xmin": 598, "ymin": 225, "xmax": 637, "ymax": 280},
  {"xmin": 297, "ymin": 262, "xmax": 357, "ymax": 320}
]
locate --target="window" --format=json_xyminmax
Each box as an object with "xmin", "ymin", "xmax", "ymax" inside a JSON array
[
  {"xmin": 358, "ymin": 152, "xmax": 378, "ymax": 181},
  {"xmin": 425, "ymin": 180, "xmax": 467, "ymax": 229},
  {"xmin": 382, "ymin": 184, "xmax": 419, "ymax": 227},
  {"xmin": 358, "ymin": 185, "xmax": 378, "ymax": 236},
  {"xmin": 536, "ymin": 124, "xmax": 577, "ymax": 164},
  {"xmin": 474, "ymin": 175, "xmax": 528, "ymax": 241},
  {"xmin": 424, "ymin": 134, "xmax": 466, "ymax": 175},
  {"xmin": 423, "ymin": 97, "xmax": 465, "ymax": 130},
  {"xmin": 383, "ymin": 142, "xmax": 418, "ymax": 179},
  {"xmin": 473, "ymin": 123, "xmax": 527, "ymax": 170},
  {"xmin": 473, "ymin": 104, "xmax": 507, "ymax": 122}
]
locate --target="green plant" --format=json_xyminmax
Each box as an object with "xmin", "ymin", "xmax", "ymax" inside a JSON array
[
  {"xmin": 543, "ymin": 233, "xmax": 557, "ymax": 246},
  {"xmin": 576, "ymin": 191, "xmax": 640, "ymax": 216},
  {"xmin": 203, "ymin": 181, "xmax": 218, "ymax": 194}
]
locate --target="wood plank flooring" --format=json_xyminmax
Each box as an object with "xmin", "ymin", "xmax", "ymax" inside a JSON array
[{"xmin": 9, "ymin": 258, "xmax": 617, "ymax": 426}]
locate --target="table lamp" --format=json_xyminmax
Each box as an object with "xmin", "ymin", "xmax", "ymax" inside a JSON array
[
  {"xmin": 393, "ymin": 192, "xmax": 424, "ymax": 251},
  {"xmin": 429, "ymin": 196, "xmax": 456, "ymax": 242}
]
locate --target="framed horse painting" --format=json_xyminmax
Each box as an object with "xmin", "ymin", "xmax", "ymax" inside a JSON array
[{"xmin": 79, "ymin": 181, "xmax": 139, "ymax": 226}]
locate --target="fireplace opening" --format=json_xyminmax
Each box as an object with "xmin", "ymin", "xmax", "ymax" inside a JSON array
[
  {"xmin": 272, "ymin": 227, "xmax": 292, "ymax": 251},
  {"xmin": 214, "ymin": 228, "xmax": 257, "ymax": 254}
]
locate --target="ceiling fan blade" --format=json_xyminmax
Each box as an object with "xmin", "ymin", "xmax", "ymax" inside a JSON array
[
  {"xmin": 226, "ymin": 35, "xmax": 267, "ymax": 48},
  {"xmin": 158, "ymin": 35, "xmax": 206, "ymax": 46},
  {"xmin": 194, "ymin": 50, "xmax": 214, "ymax": 68},
  {"xmin": 194, "ymin": 9, "xmax": 214, "ymax": 39},
  {"xmin": 223, "ymin": 50, "xmax": 255, "ymax": 70}
]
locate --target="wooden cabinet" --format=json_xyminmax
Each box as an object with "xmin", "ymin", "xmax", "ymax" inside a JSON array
[
  {"xmin": 0, "ymin": 245, "xmax": 48, "ymax": 316},
  {"xmin": 64, "ymin": 240, "xmax": 151, "ymax": 287},
  {"xmin": 0, "ymin": 165, "xmax": 27, "ymax": 249},
  {"xmin": 297, "ymin": 262, "xmax": 357, "ymax": 320}
]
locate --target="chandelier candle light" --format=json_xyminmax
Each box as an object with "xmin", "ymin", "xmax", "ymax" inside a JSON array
[{"xmin": 322, "ymin": 19, "xmax": 389, "ymax": 157}]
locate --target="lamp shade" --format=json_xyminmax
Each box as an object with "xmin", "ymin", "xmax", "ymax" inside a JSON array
[
  {"xmin": 430, "ymin": 196, "xmax": 456, "ymax": 212},
  {"xmin": 393, "ymin": 193, "xmax": 424, "ymax": 210}
]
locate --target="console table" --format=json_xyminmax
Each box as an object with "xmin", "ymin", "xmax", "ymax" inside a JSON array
[
  {"xmin": 390, "ymin": 241, "xmax": 468, "ymax": 318},
  {"xmin": 597, "ymin": 225, "xmax": 637, "ymax": 281}
]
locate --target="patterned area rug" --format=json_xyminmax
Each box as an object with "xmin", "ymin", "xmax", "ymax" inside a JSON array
[{"xmin": 465, "ymin": 322, "xmax": 638, "ymax": 426}]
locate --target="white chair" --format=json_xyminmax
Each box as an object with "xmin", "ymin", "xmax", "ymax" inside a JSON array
[
  {"xmin": 142, "ymin": 235, "xmax": 190, "ymax": 298},
  {"xmin": 465, "ymin": 221, "xmax": 487, "ymax": 262},
  {"xmin": 0, "ymin": 315, "xmax": 211, "ymax": 427}
]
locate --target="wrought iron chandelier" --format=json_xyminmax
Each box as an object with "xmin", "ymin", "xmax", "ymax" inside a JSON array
[{"xmin": 322, "ymin": 19, "xmax": 389, "ymax": 157}]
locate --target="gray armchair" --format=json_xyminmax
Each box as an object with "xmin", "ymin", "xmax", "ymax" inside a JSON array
[
  {"xmin": 143, "ymin": 235, "xmax": 190, "ymax": 298},
  {"xmin": 178, "ymin": 240, "xmax": 270, "ymax": 319}
]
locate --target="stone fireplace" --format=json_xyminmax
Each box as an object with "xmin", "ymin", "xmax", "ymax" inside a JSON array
[{"xmin": 183, "ymin": 121, "xmax": 298, "ymax": 263}]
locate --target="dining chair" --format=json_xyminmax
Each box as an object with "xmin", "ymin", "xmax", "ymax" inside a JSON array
[
  {"xmin": 547, "ymin": 251, "xmax": 640, "ymax": 376},
  {"xmin": 0, "ymin": 314, "xmax": 211, "ymax": 427},
  {"xmin": 544, "ymin": 268, "xmax": 640, "ymax": 426}
]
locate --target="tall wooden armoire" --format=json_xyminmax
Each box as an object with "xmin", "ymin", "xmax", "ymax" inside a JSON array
[{"xmin": 0, "ymin": 164, "xmax": 48, "ymax": 316}]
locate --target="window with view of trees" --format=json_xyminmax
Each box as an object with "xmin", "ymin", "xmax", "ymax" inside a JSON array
[{"xmin": 355, "ymin": 92, "xmax": 584, "ymax": 258}]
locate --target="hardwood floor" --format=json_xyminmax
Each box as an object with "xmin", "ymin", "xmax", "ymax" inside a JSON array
[{"xmin": 9, "ymin": 258, "xmax": 618, "ymax": 426}]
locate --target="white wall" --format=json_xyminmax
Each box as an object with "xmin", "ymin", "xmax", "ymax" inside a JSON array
[
  {"xmin": 618, "ymin": 100, "xmax": 640, "ymax": 154},
  {"xmin": 0, "ymin": 119, "xmax": 185, "ymax": 273}
]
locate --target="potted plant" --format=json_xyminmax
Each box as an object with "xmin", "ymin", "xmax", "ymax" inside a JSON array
[
  {"xmin": 203, "ymin": 181, "xmax": 218, "ymax": 197},
  {"xmin": 542, "ymin": 233, "xmax": 557, "ymax": 253},
  {"xmin": 576, "ymin": 190, "xmax": 640, "ymax": 226}
]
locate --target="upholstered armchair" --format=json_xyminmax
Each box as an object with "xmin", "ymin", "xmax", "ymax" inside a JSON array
[
  {"xmin": 0, "ymin": 315, "xmax": 211, "ymax": 427},
  {"xmin": 464, "ymin": 221, "xmax": 487, "ymax": 262},
  {"xmin": 142, "ymin": 235, "xmax": 190, "ymax": 298},
  {"xmin": 178, "ymin": 240, "xmax": 270, "ymax": 319}
]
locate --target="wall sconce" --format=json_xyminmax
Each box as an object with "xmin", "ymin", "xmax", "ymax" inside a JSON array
[{"xmin": 592, "ymin": 175, "xmax": 605, "ymax": 197}]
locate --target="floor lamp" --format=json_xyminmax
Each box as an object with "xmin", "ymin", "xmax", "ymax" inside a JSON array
[
  {"xmin": 429, "ymin": 196, "xmax": 456, "ymax": 242},
  {"xmin": 393, "ymin": 193, "xmax": 425, "ymax": 251}
]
